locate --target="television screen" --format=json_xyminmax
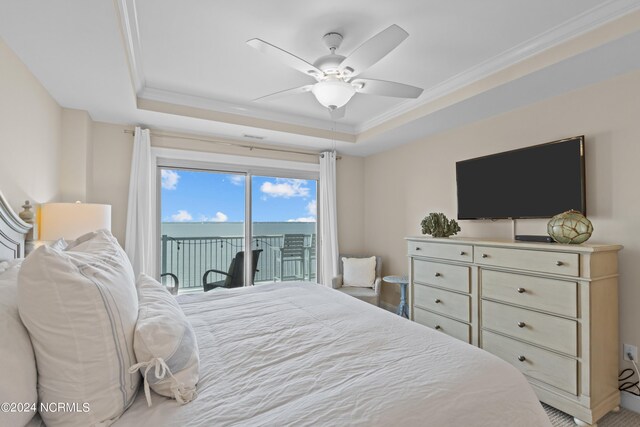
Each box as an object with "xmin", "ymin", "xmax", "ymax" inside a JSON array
[{"xmin": 456, "ymin": 136, "xmax": 585, "ymax": 219}]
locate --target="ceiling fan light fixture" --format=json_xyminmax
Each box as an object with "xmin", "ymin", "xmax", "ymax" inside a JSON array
[{"xmin": 311, "ymin": 79, "xmax": 356, "ymax": 109}]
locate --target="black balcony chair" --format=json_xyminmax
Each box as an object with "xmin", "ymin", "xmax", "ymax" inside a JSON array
[
  {"xmin": 160, "ymin": 272, "xmax": 179, "ymax": 295},
  {"xmin": 202, "ymin": 249, "xmax": 263, "ymax": 292}
]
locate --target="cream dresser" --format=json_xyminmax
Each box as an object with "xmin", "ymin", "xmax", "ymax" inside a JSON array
[{"xmin": 407, "ymin": 236, "xmax": 622, "ymax": 426}]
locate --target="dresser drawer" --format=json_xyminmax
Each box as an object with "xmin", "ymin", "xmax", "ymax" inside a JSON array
[
  {"xmin": 474, "ymin": 246, "xmax": 579, "ymax": 277},
  {"xmin": 414, "ymin": 308, "xmax": 470, "ymax": 343},
  {"xmin": 414, "ymin": 284, "xmax": 470, "ymax": 322},
  {"xmin": 408, "ymin": 240, "xmax": 473, "ymax": 262},
  {"xmin": 482, "ymin": 270, "xmax": 577, "ymax": 317},
  {"xmin": 482, "ymin": 331, "xmax": 577, "ymax": 395},
  {"xmin": 414, "ymin": 259, "xmax": 470, "ymax": 293},
  {"xmin": 482, "ymin": 300, "xmax": 577, "ymax": 356}
]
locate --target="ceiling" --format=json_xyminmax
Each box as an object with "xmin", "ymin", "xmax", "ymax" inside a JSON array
[{"xmin": 1, "ymin": 0, "xmax": 639, "ymax": 155}]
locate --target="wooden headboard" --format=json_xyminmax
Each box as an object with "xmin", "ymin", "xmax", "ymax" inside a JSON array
[{"xmin": 0, "ymin": 192, "xmax": 32, "ymax": 260}]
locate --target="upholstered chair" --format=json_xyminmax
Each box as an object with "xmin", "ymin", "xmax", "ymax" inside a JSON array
[{"xmin": 332, "ymin": 255, "xmax": 382, "ymax": 306}]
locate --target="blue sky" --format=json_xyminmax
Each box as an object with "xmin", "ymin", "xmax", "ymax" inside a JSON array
[{"xmin": 161, "ymin": 169, "xmax": 317, "ymax": 223}]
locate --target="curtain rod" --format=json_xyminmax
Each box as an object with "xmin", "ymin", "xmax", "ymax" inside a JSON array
[{"xmin": 123, "ymin": 129, "xmax": 341, "ymax": 159}]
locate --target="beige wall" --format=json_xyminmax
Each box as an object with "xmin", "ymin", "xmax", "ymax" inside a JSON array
[
  {"xmin": 60, "ymin": 109, "xmax": 93, "ymax": 202},
  {"xmin": 336, "ymin": 155, "xmax": 365, "ymax": 255},
  {"xmin": 363, "ymin": 69, "xmax": 640, "ymax": 367},
  {"xmin": 89, "ymin": 125, "xmax": 365, "ymax": 252},
  {"xmin": 0, "ymin": 38, "xmax": 62, "ymax": 213},
  {"xmin": 88, "ymin": 122, "xmax": 134, "ymax": 244}
]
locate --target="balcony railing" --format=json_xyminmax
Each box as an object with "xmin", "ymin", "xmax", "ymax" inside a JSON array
[{"xmin": 161, "ymin": 234, "xmax": 316, "ymax": 291}]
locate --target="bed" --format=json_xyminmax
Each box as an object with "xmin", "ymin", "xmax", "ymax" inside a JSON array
[{"xmin": 0, "ymin": 194, "xmax": 551, "ymax": 427}]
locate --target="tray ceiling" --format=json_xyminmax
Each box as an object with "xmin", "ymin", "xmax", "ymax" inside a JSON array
[{"xmin": 1, "ymin": 0, "xmax": 639, "ymax": 155}]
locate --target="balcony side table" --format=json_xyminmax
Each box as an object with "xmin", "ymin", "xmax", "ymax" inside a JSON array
[{"xmin": 383, "ymin": 275, "xmax": 409, "ymax": 318}]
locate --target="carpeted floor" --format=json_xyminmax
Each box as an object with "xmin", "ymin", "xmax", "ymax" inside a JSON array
[{"xmin": 544, "ymin": 403, "xmax": 640, "ymax": 426}]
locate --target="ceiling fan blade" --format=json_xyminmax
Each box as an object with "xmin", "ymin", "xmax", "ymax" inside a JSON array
[
  {"xmin": 352, "ymin": 78, "xmax": 423, "ymax": 98},
  {"xmin": 247, "ymin": 38, "xmax": 323, "ymax": 78},
  {"xmin": 253, "ymin": 85, "xmax": 314, "ymax": 102},
  {"xmin": 329, "ymin": 106, "xmax": 346, "ymax": 120},
  {"xmin": 339, "ymin": 25, "xmax": 409, "ymax": 78}
]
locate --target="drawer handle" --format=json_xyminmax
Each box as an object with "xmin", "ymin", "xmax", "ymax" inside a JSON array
[
  {"xmin": 516, "ymin": 287, "xmax": 526, "ymax": 294},
  {"xmin": 556, "ymin": 261, "xmax": 564, "ymax": 266},
  {"xmin": 460, "ymin": 251, "xmax": 466, "ymax": 256},
  {"xmin": 434, "ymin": 299, "xmax": 442, "ymax": 304},
  {"xmin": 518, "ymin": 355, "xmax": 526, "ymax": 362},
  {"xmin": 482, "ymin": 253, "xmax": 489, "ymax": 258},
  {"xmin": 435, "ymin": 325, "xmax": 442, "ymax": 330},
  {"xmin": 517, "ymin": 321, "xmax": 526, "ymax": 328},
  {"xmin": 434, "ymin": 272, "xmax": 442, "ymax": 277},
  {"xmin": 415, "ymin": 247, "xmax": 422, "ymax": 251}
]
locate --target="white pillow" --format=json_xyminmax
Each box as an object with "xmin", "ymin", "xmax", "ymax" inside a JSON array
[
  {"xmin": 18, "ymin": 230, "xmax": 140, "ymax": 427},
  {"xmin": 0, "ymin": 260, "xmax": 38, "ymax": 427},
  {"xmin": 50, "ymin": 237, "xmax": 68, "ymax": 251},
  {"xmin": 342, "ymin": 256, "xmax": 376, "ymax": 287},
  {"xmin": 129, "ymin": 274, "xmax": 199, "ymax": 406}
]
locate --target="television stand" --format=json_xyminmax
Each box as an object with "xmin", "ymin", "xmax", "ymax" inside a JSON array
[{"xmin": 406, "ymin": 236, "xmax": 622, "ymax": 425}]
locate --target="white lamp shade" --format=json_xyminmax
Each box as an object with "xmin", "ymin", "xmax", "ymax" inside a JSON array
[
  {"xmin": 40, "ymin": 203, "xmax": 111, "ymax": 241},
  {"xmin": 311, "ymin": 80, "xmax": 356, "ymax": 109}
]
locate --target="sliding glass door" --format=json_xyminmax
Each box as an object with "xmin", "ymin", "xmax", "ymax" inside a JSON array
[
  {"xmin": 160, "ymin": 168, "xmax": 246, "ymax": 293},
  {"xmin": 159, "ymin": 167, "xmax": 318, "ymax": 293},
  {"xmin": 251, "ymin": 176, "xmax": 317, "ymax": 284}
]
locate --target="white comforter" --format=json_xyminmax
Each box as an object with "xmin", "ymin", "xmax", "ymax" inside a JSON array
[{"xmin": 115, "ymin": 282, "xmax": 551, "ymax": 426}]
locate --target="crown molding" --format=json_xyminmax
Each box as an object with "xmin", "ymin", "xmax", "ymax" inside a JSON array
[
  {"xmin": 114, "ymin": 0, "xmax": 145, "ymax": 94},
  {"xmin": 139, "ymin": 86, "xmax": 356, "ymax": 134},
  {"xmin": 355, "ymin": 0, "xmax": 640, "ymax": 133},
  {"xmin": 138, "ymin": 97, "xmax": 357, "ymax": 143}
]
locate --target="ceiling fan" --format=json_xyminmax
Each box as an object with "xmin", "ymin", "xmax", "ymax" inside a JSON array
[{"xmin": 247, "ymin": 24, "xmax": 423, "ymax": 120}]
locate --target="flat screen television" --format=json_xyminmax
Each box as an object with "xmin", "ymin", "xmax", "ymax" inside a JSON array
[{"xmin": 456, "ymin": 136, "xmax": 585, "ymax": 219}]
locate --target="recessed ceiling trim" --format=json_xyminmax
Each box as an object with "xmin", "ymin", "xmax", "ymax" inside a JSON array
[
  {"xmin": 139, "ymin": 86, "xmax": 356, "ymax": 134},
  {"xmin": 355, "ymin": 0, "xmax": 640, "ymax": 133},
  {"xmin": 114, "ymin": 0, "xmax": 145, "ymax": 94},
  {"xmin": 137, "ymin": 98, "xmax": 357, "ymax": 143}
]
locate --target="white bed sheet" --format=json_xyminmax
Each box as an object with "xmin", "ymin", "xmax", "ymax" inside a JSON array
[{"xmin": 115, "ymin": 282, "xmax": 551, "ymax": 427}]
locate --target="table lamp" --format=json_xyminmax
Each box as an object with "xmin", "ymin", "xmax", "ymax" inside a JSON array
[{"xmin": 40, "ymin": 202, "xmax": 111, "ymax": 241}]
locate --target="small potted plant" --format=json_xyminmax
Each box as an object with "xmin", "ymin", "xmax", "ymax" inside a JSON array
[{"xmin": 421, "ymin": 213, "xmax": 461, "ymax": 238}]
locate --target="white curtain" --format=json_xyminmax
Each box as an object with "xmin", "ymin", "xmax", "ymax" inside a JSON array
[
  {"xmin": 319, "ymin": 151, "xmax": 339, "ymax": 286},
  {"xmin": 124, "ymin": 127, "xmax": 156, "ymax": 277}
]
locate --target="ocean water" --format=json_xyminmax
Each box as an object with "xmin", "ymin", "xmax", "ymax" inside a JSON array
[
  {"xmin": 161, "ymin": 222, "xmax": 317, "ymax": 289},
  {"xmin": 161, "ymin": 221, "xmax": 316, "ymax": 237}
]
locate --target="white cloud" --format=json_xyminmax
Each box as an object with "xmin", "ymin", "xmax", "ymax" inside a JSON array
[
  {"xmin": 161, "ymin": 170, "xmax": 180, "ymax": 190},
  {"xmin": 171, "ymin": 210, "xmax": 192, "ymax": 222},
  {"xmin": 196, "ymin": 212, "xmax": 228, "ymax": 222},
  {"xmin": 287, "ymin": 217, "xmax": 317, "ymax": 223},
  {"xmin": 229, "ymin": 175, "xmax": 245, "ymax": 186},
  {"xmin": 211, "ymin": 211, "xmax": 228, "ymax": 222},
  {"xmin": 260, "ymin": 178, "xmax": 309, "ymax": 198},
  {"xmin": 306, "ymin": 200, "xmax": 317, "ymax": 216}
]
